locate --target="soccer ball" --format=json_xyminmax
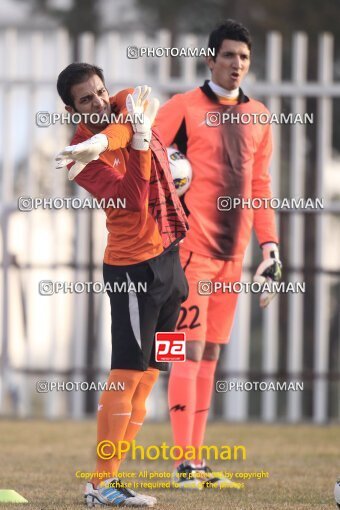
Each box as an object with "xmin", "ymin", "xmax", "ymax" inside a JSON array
[
  {"xmin": 335, "ymin": 480, "xmax": 340, "ymax": 508},
  {"xmin": 167, "ymin": 147, "xmax": 192, "ymax": 197}
]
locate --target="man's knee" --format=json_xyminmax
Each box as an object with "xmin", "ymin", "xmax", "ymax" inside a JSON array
[
  {"xmin": 202, "ymin": 342, "xmax": 220, "ymax": 361},
  {"xmin": 186, "ymin": 340, "xmax": 205, "ymax": 362}
]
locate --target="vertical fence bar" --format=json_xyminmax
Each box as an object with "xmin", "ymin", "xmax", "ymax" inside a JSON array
[
  {"xmin": 287, "ymin": 32, "xmax": 308, "ymax": 422},
  {"xmin": 180, "ymin": 34, "xmax": 198, "ymax": 85},
  {"xmin": 1, "ymin": 29, "xmax": 17, "ymax": 202},
  {"xmin": 313, "ymin": 33, "xmax": 333, "ymax": 423},
  {"xmin": 54, "ymin": 29, "xmax": 71, "ymax": 196},
  {"xmin": 261, "ymin": 32, "xmax": 282, "ymax": 422},
  {"xmin": 157, "ymin": 30, "xmax": 172, "ymax": 89},
  {"xmin": 54, "ymin": 29, "xmax": 73, "ymax": 417},
  {"xmin": 68, "ymin": 32, "xmax": 96, "ymax": 418},
  {"xmin": 0, "ymin": 29, "xmax": 17, "ymax": 415},
  {"xmin": 21, "ymin": 31, "xmax": 45, "ymax": 417},
  {"xmin": 79, "ymin": 32, "xmax": 96, "ymax": 63},
  {"xmin": 225, "ymin": 244, "xmax": 252, "ymax": 421},
  {"xmin": 130, "ymin": 32, "xmax": 147, "ymax": 82},
  {"xmin": 104, "ymin": 31, "xmax": 122, "ymax": 87},
  {"xmin": 0, "ymin": 208, "xmax": 11, "ymax": 414}
]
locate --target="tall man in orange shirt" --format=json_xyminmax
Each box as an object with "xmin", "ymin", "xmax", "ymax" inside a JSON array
[
  {"xmin": 155, "ymin": 20, "xmax": 282, "ymax": 487},
  {"xmin": 56, "ymin": 64, "xmax": 188, "ymax": 506}
]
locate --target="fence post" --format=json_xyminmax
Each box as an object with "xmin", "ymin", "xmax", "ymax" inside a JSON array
[
  {"xmin": 261, "ymin": 32, "xmax": 282, "ymax": 422},
  {"xmin": 313, "ymin": 33, "xmax": 333, "ymax": 423},
  {"xmin": 287, "ymin": 32, "xmax": 308, "ymax": 422}
]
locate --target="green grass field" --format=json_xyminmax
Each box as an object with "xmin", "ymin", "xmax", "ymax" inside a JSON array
[{"xmin": 0, "ymin": 420, "xmax": 339, "ymax": 509}]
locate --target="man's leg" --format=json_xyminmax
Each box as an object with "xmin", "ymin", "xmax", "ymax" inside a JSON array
[
  {"xmin": 191, "ymin": 343, "xmax": 219, "ymax": 464},
  {"xmin": 86, "ymin": 258, "xmax": 167, "ymax": 507},
  {"xmin": 168, "ymin": 341, "xmax": 203, "ymax": 465},
  {"xmin": 120, "ymin": 367, "xmax": 160, "ymax": 459},
  {"xmin": 87, "ymin": 367, "xmax": 159, "ymax": 507},
  {"xmin": 168, "ymin": 248, "xmax": 221, "ymax": 467},
  {"xmin": 191, "ymin": 259, "xmax": 243, "ymax": 459},
  {"xmin": 91, "ymin": 261, "xmax": 162, "ymax": 482},
  {"xmin": 92, "ymin": 369, "xmax": 144, "ymax": 487}
]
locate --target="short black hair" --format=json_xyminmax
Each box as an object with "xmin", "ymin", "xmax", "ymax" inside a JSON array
[
  {"xmin": 57, "ymin": 63, "xmax": 106, "ymax": 107},
  {"xmin": 208, "ymin": 20, "xmax": 252, "ymax": 61}
]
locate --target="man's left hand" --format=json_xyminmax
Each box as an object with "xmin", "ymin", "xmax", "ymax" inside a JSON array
[
  {"xmin": 55, "ymin": 133, "xmax": 108, "ymax": 180},
  {"xmin": 253, "ymin": 243, "xmax": 282, "ymax": 308}
]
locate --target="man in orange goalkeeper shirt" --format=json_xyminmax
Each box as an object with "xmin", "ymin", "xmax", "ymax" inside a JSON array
[
  {"xmin": 56, "ymin": 64, "xmax": 188, "ymax": 506},
  {"xmin": 155, "ymin": 19, "xmax": 281, "ymax": 488}
]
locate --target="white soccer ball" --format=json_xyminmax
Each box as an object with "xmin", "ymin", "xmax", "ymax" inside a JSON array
[
  {"xmin": 335, "ymin": 480, "xmax": 340, "ymax": 508},
  {"xmin": 167, "ymin": 147, "xmax": 192, "ymax": 197}
]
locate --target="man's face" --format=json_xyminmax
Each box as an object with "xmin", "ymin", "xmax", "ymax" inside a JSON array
[
  {"xmin": 207, "ymin": 39, "xmax": 250, "ymax": 90},
  {"xmin": 66, "ymin": 74, "xmax": 111, "ymax": 131}
]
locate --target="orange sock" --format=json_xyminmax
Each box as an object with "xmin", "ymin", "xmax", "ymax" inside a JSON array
[
  {"xmin": 124, "ymin": 368, "xmax": 159, "ymax": 441},
  {"xmin": 168, "ymin": 360, "xmax": 200, "ymax": 467},
  {"xmin": 191, "ymin": 359, "xmax": 217, "ymax": 464},
  {"xmin": 93, "ymin": 369, "xmax": 144, "ymax": 487},
  {"xmin": 119, "ymin": 367, "xmax": 159, "ymax": 461}
]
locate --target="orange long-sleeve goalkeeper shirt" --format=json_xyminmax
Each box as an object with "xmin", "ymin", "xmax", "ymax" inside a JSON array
[
  {"xmin": 68, "ymin": 89, "xmax": 188, "ymax": 266},
  {"xmin": 155, "ymin": 81, "xmax": 279, "ymax": 261}
]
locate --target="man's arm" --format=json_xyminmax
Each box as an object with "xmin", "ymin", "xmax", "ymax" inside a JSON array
[
  {"xmin": 70, "ymin": 147, "xmax": 151, "ymax": 212},
  {"xmin": 56, "ymin": 86, "xmax": 158, "ymax": 180},
  {"xmin": 101, "ymin": 88, "xmax": 134, "ymax": 150},
  {"xmin": 100, "ymin": 122, "xmax": 133, "ymax": 151},
  {"xmin": 252, "ymin": 122, "xmax": 281, "ymax": 307},
  {"xmin": 252, "ymin": 123, "xmax": 279, "ymax": 246},
  {"xmin": 103, "ymin": 86, "xmax": 161, "ymax": 151}
]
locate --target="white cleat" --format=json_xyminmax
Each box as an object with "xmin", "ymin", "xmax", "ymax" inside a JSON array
[{"xmin": 84, "ymin": 479, "xmax": 156, "ymax": 507}]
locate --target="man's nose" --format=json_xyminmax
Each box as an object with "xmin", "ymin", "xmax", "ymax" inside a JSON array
[
  {"xmin": 93, "ymin": 95, "xmax": 104, "ymax": 109},
  {"xmin": 232, "ymin": 56, "xmax": 242, "ymax": 69}
]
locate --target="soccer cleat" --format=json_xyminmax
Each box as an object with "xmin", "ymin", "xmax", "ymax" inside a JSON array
[
  {"xmin": 124, "ymin": 488, "xmax": 157, "ymax": 506},
  {"xmin": 84, "ymin": 479, "xmax": 156, "ymax": 507},
  {"xmin": 171, "ymin": 461, "xmax": 203, "ymax": 489},
  {"xmin": 193, "ymin": 461, "xmax": 242, "ymax": 489}
]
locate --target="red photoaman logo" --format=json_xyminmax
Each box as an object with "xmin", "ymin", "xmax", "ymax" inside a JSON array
[{"xmin": 155, "ymin": 332, "xmax": 186, "ymax": 362}]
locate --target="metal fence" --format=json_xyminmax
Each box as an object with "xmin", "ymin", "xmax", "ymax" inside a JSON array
[{"xmin": 0, "ymin": 28, "xmax": 340, "ymax": 422}]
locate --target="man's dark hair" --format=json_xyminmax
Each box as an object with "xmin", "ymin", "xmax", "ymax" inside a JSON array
[
  {"xmin": 57, "ymin": 63, "xmax": 105, "ymax": 107},
  {"xmin": 208, "ymin": 20, "xmax": 252, "ymax": 60}
]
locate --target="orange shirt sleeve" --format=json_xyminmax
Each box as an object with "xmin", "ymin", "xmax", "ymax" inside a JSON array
[
  {"xmin": 155, "ymin": 94, "xmax": 185, "ymax": 147},
  {"xmin": 100, "ymin": 89, "xmax": 134, "ymax": 150},
  {"xmin": 71, "ymin": 148, "xmax": 151, "ymax": 212},
  {"xmin": 252, "ymin": 123, "xmax": 279, "ymax": 246}
]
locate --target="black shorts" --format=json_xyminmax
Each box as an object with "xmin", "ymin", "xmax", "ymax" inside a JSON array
[{"xmin": 103, "ymin": 246, "xmax": 189, "ymax": 371}]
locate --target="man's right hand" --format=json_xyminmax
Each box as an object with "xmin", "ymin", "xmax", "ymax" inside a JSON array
[
  {"xmin": 55, "ymin": 133, "xmax": 108, "ymax": 180},
  {"xmin": 126, "ymin": 86, "xmax": 159, "ymax": 151}
]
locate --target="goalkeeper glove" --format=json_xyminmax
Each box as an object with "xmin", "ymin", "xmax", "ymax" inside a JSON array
[
  {"xmin": 126, "ymin": 85, "xmax": 159, "ymax": 150},
  {"xmin": 55, "ymin": 133, "xmax": 108, "ymax": 181},
  {"xmin": 253, "ymin": 242, "xmax": 282, "ymax": 308}
]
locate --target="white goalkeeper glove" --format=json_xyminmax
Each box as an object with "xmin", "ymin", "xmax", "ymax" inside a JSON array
[
  {"xmin": 55, "ymin": 133, "xmax": 108, "ymax": 181},
  {"xmin": 126, "ymin": 85, "xmax": 159, "ymax": 150},
  {"xmin": 253, "ymin": 243, "xmax": 282, "ymax": 308}
]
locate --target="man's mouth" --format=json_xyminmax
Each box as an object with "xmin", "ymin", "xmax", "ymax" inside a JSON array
[
  {"xmin": 96, "ymin": 110, "xmax": 106, "ymax": 120},
  {"xmin": 231, "ymin": 72, "xmax": 240, "ymax": 79}
]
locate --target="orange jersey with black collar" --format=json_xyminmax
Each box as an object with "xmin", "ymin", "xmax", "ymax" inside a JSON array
[
  {"xmin": 155, "ymin": 81, "xmax": 279, "ymax": 261},
  {"xmin": 68, "ymin": 90, "xmax": 188, "ymax": 266}
]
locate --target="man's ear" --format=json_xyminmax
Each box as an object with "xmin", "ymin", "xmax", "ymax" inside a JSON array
[
  {"xmin": 65, "ymin": 105, "xmax": 75, "ymax": 114},
  {"xmin": 206, "ymin": 56, "xmax": 214, "ymax": 72}
]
